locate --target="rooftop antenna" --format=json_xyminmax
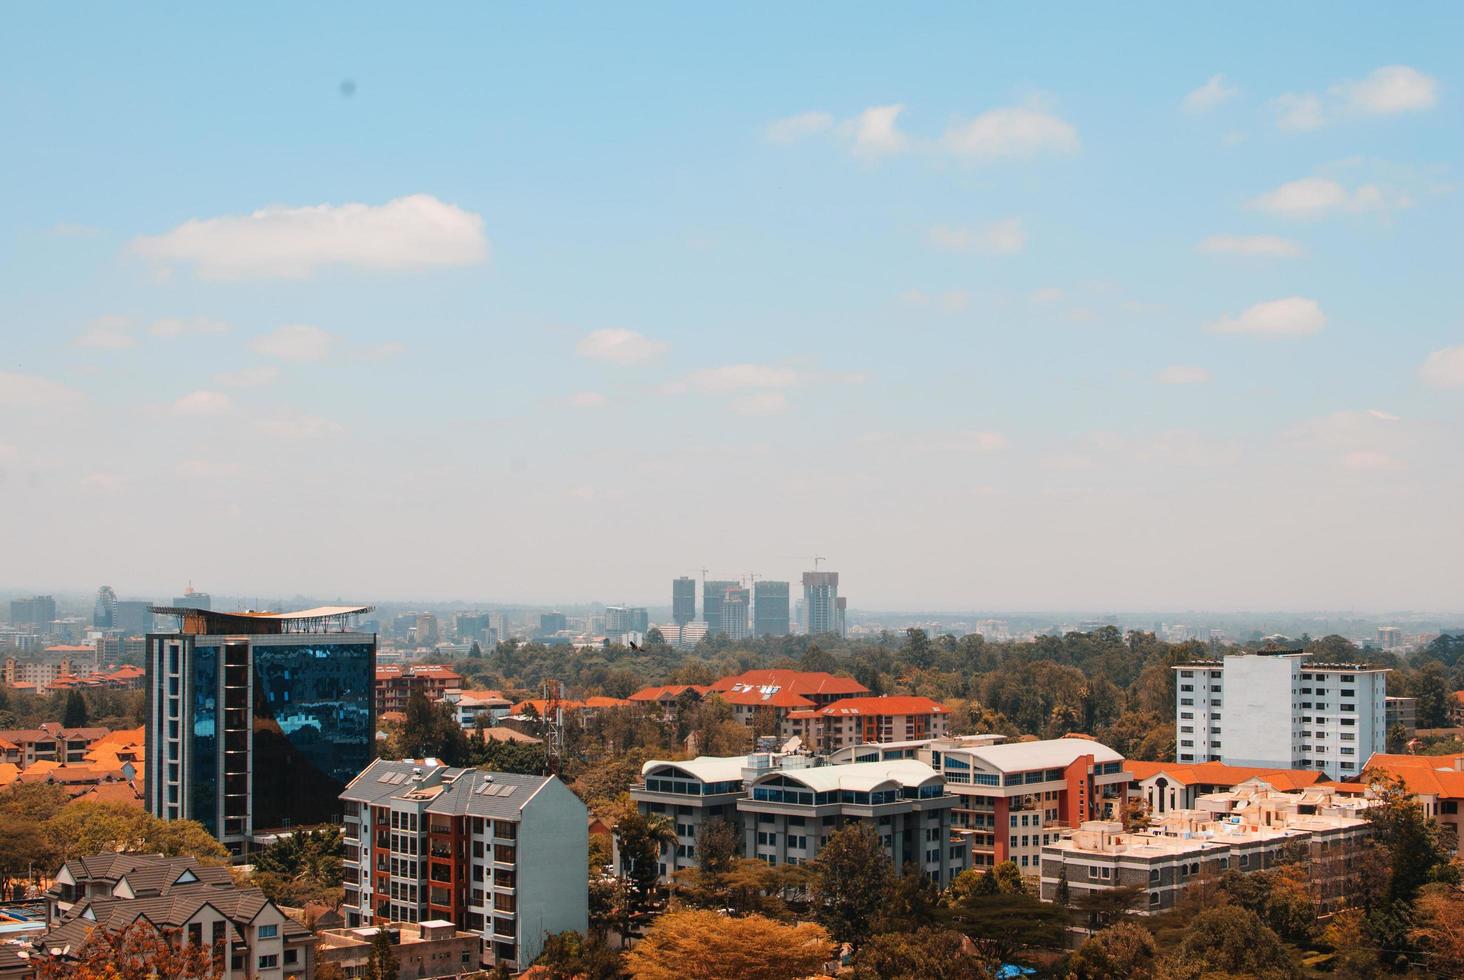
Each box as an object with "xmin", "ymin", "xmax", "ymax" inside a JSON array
[{"xmin": 542, "ymin": 680, "xmax": 565, "ymax": 777}]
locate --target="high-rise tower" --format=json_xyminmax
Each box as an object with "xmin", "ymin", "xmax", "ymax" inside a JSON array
[
  {"xmin": 802, "ymin": 571, "xmax": 842, "ymax": 636},
  {"xmin": 753, "ymin": 581, "xmax": 790, "ymax": 636},
  {"xmin": 672, "ymin": 577, "xmax": 696, "ymax": 627},
  {"xmin": 703, "ymin": 580, "xmax": 737, "ymax": 637}
]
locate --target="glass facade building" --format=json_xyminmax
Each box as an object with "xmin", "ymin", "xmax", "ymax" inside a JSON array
[{"xmin": 147, "ymin": 619, "xmax": 376, "ymax": 857}]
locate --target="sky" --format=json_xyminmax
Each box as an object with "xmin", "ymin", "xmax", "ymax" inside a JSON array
[{"xmin": 2, "ymin": 4, "xmax": 1462, "ymax": 612}]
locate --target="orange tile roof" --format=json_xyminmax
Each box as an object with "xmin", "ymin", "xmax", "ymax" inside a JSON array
[
  {"xmin": 716, "ymin": 688, "xmax": 816, "ymax": 709},
  {"xmin": 0, "ymin": 763, "xmax": 19, "ymax": 786},
  {"xmin": 1365, "ymin": 753, "xmax": 1464, "ymax": 799},
  {"xmin": 1125, "ymin": 760, "xmax": 1324, "ymax": 791},
  {"xmin": 1452, "ymin": 691, "xmax": 1464, "ymax": 705},
  {"xmin": 710, "ymin": 669, "xmax": 870, "ymax": 698},
  {"xmin": 815, "ymin": 695, "xmax": 948, "ymax": 717},
  {"xmin": 628, "ymin": 684, "xmax": 711, "ymax": 702}
]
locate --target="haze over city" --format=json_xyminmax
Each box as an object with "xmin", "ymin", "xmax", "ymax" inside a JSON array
[{"xmin": 4, "ymin": 5, "xmax": 1463, "ymax": 612}]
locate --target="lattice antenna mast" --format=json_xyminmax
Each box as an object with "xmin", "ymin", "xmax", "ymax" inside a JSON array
[{"xmin": 542, "ymin": 679, "xmax": 566, "ymax": 776}]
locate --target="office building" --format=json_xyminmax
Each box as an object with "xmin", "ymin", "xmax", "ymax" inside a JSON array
[
  {"xmin": 144, "ymin": 604, "xmax": 376, "ymax": 857},
  {"xmin": 628, "ymin": 606, "xmax": 649, "ymax": 633},
  {"xmin": 1173, "ymin": 652, "xmax": 1388, "ymax": 778},
  {"xmin": 93, "ymin": 586, "xmax": 117, "ymax": 629},
  {"xmin": 753, "ymin": 580, "xmax": 790, "ymax": 636},
  {"xmin": 39, "ymin": 853, "xmax": 313, "ymax": 978},
  {"xmin": 3, "ymin": 644, "xmax": 99, "ymax": 689},
  {"xmin": 703, "ymin": 580, "xmax": 737, "ymax": 637},
  {"xmin": 113, "ymin": 600, "xmax": 154, "ymax": 636},
  {"xmin": 672, "ymin": 577, "xmax": 696, "ymax": 627},
  {"xmin": 605, "ymin": 605, "xmax": 630, "ymax": 637},
  {"xmin": 920, "ymin": 735, "xmax": 1130, "ymax": 872},
  {"xmin": 1386, "ymin": 696, "xmax": 1417, "ymax": 739},
  {"xmin": 340, "ymin": 759, "xmax": 588, "ymax": 971},
  {"xmin": 721, "ymin": 586, "xmax": 750, "ymax": 642},
  {"xmin": 413, "ymin": 613, "xmax": 439, "ymax": 646},
  {"xmin": 1378, "ymin": 626, "xmax": 1404, "ymax": 651},
  {"xmin": 632, "ymin": 753, "xmax": 968, "ymax": 886},
  {"xmin": 783, "ymin": 695, "xmax": 949, "ymax": 753},
  {"xmin": 453, "ymin": 612, "xmax": 491, "ymax": 644},
  {"xmin": 802, "ymin": 572, "xmax": 842, "ymax": 636},
  {"xmin": 9, "ymin": 595, "xmax": 56, "ymax": 629},
  {"xmin": 171, "ymin": 586, "xmax": 211, "ymax": 610},
  {"xmin": 539, "ymin": 612, "xmax": 567, "ymax": 636},
  {"xmin": 1039, "ymin": 785, "xmax": 1371, "ymax": 916}
]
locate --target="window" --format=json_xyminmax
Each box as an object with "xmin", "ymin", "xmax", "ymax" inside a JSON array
[
  {"xmin": 1149, "ymin": 891, "xmax": 1161, "ymax": 907},
  {"xmin": 284, "ymin": 949, "xmax": 298, "ymax": 964},
  {"xmin": 258, "ymin": 954, "xmax": 279, "ymax": 969},
  {"xmin": 1180, "ymin": 711, "xmax": 1193, "ymax": 720},
  {"xmin": 259, "ymin": 924, "xmax": 278, "ymax": 939},
  {"xmin": 1149, "ymin": 868, "xmax": 1160, "ymax": 883},
  {"xmin": 1180, "ymin": 698, "xmax": 1193, "ymax": 706},
  {"xmin": 1342, "ymin": 704, "xmax": 1355, "ymax": 712}
]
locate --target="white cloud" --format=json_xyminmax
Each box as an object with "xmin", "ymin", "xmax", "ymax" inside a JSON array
[
  {"xmin": 849, "ymin": 104, "xmax": 909, "ymax": 156},
  {"xmin": 1196, "ymin": 234, "xmax": 1304, "ymax": 257},
  {"xmin": 150, "ymin": 316, "xmax": 231, "ymax": 338},
  {"xmin": 1368, "ymin": 408, "xmax": 1402, "ymax": 421},
  {"xmin": 1419, "ymin": 345, "xmax": 1464, "ymax": 388},
  {"xmin": 176, "ymin": 459, "xmax": 244, "ymax": 480},
  {"xmin": 940, "ymin": 105, "xmax": 1079, "ymax": 160},
  {"xmin": 1272, "ymin": 92, "xmax": 1326, "ymax": 131},
  {"xmin": 575, "ymin": 328, "xmax": 668, "ymax": 365},
  {"xmin": 257, "ymin": 413, "xmax": 345, "ymax": 439},
  {"xmin": 1247, "ymin": 177, "xmax": 1387, "ymax": 219},
  {"xmin": 0, "ymin": 371, "xmax": 84, "ymax": 408},
  {"xmin": 928, "ymin": 218, "xmax": 1026, "ymax": 254},
  {"xmin": 80, "ymin": 472, "xmax": 126, "ymax": 493},
  {"xmin": 1335, "ymin": 65, "xmax": 1438, "ymax": 116},
  {"xmin": 250, "ymin": 324, "xmax": 336, "ymax": 362},
  {"xmin": 1156, "ymin": 365, "xmax": 1212, "ymax": 385},
  {"xmin": 73, "ymin": 315, "xmax": 136, "ymax": 349},
  {"xmin": 901, "ymin": 289, "xmax": 970, "ymax": 313},
  {"xmin": 1209, "ymin": 297, "xmax": 1326, "ymax": 337},
  {"xmin": 130, "ymin": 194, "xmax": 489, "ymax": 280},
  {"xmin": 1183, "ymin": 74, "xmax": 1238, "ymax": 113},
  {"xmin": 766, "ymin": 111, "xmax": 834, "ymax": 143},
  {"xmin": 666, "ymin": 364, "xmax": 800, "ymax": 394},
  {"xmin": 567, "ymin": 391, "xmax": 608, "ymax": 409},
  {"xmin": 1028, "ymin": 287, "xmax": 1064, "ymax": 305},
  {"xmin": 729, "ymin": 391, "xmax": 789, "ymax": 416},
  {"xmin": 214, "ymin": 365, "xmax": 280, "ymax": 388},
  {"xmin": 170, "ymin": 390, "xmax": 232, "ymax": 416},
  {"xmin": 1342, "ymin": 450, "xmax": 1401, "ymax": 470}
]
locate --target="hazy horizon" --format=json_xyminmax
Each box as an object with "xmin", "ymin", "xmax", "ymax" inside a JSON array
[{"xmin": 4, "ymin": 6, "xmax": 1462, "ymax": 611}]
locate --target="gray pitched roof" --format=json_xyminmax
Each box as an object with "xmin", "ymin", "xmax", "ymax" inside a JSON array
[
  {"xmin": 46, "ymin": 854, "xmax": 232, "ymax": 901},
  {"xmin": 341, "ymin": 758, "xmax": 552, "ymax": 819}
]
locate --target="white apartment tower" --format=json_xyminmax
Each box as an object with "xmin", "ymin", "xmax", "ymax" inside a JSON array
[{"xmin": 1174, "ymin": 652, "xmax": 1386, "ymax": 778}]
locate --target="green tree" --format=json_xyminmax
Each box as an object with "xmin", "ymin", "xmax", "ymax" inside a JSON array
[
  {"xmin": 1066, "ymin": 921, "xmax": 1158, "ymax": 980},
  {"xmin": 1413, "ymin": 661, "xmax": 1452, "ymax": 728},
  {"xmin": 365, "ymin": 925, "xmax": 400, "ymax": 980},
  {"xmin": 1362, "ymin": 769, "xmax": 1453, "ymax": 903},
  {"xmin": 696, "ymin": 818, "xmax": 738, "ymax": 875},
  {"xmin": 873, "ymin": 869, "xmax": 941, "ymax": 934},
  {"xmin": 42, "ymin": 803, "xmax": 228, "ymax": 865},
  {"xmin": 1171, "ymin": 905, "xmax": 1296, "ymax": 979},
  {"xmin": 946, "ymin": 890, "xmax": 1068, "ymax": 965},
  {"xmin": 535, "ymin": 929, "xmax": 624, "ymax": 979},
  {"xmin": 250, "ymin": 827, "xmax": 345, "ymax": 906},
  {"xmin": 852, "ymin": 927, "xmax": 997, "ymax": 979},
  {"xmin": 62, "ymin": 689, "xmax": 89, "ymax": 728},
  {"xmin": 612, "ymin": 806, "xmax": 675, "ymax": 918},
  {"xmin": 393, "ymin": 691, "xmax": 472, "ymax": 765},
  {"xmin": 809, "ymin": 824, "xmax": 894, "ymax": 948}
]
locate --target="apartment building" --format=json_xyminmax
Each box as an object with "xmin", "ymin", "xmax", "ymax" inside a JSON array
[
  {"xmin": 783, "ymin": 695, "xmax": 949, "ymax": 753},
  {"xmin": 627, "ymin": 684, "xmax": 712, "ymax": 721},
  {"xmin": 709, "ymin": 669, "xmax": 870, "ymax": 730},
  {"xmin": 631, "ymin": 752, "xmax": 968, "ymax": 885},
  {"xmin": 446, "ymin": 689, "xmax": 512, "ymax": 728},
  {"xmin": 921, "ymin": 735, "xmax": 1130, "ymax": 873},
  {"xmin": 375, "ymin": 664, "xmax": 465, "ymax": 716},
  {"xmin": 1362, "ymin": 751, "xmax": 1464, "ymax": 860},
  {"xmin": 1039, "ymin": 785, "xmax": 1372, "ymax": 916},
  {"xmin": 1126, "ymin": 760, "xmax": 1326, "ymax": 815},
  {"xmin": 3, "ymin": 645, "xmax": 100, "ymax": 688},
  {"xmin": 40, "ymin": 853, "xmax": 313, "ymax": 978},
  {"xmin": 1174, "ymin": 652, "xmax": 1387, "ymax": 777},
  {"xmin": 340, "ymin": 759, "xmax": 587, "ymax": 972}
]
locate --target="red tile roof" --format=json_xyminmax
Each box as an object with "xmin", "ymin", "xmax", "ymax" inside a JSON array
[
  {"xmin": 815, "ymin": 695, "xmax": 948, "ymax": 717},
  {"xmin": 1125, "ymin": 760, "xmax": 1325, "ymax": 791},
  {"xmin": 710, "ymin": 669, "xmax": 869, "ymax": 698},
  {"xmin": 1364, "ymin": 752, "xmax": 1464, "ymax": 799},
  {"xmin": 628, "ymin": 684, "xmax": 711, "ymax": 702}
]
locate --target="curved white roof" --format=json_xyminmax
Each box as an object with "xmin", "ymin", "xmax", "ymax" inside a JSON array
[
  {"xmin": 754, "ymin": 759, "xmax": 940, "ymax": 793},
  {"xmin": 950, "ymin": 738, "xmax": 1122, "ymax": 772},
  {"xmin": 642, "ymin": 756, "xmax": 749, "ymax": 783}
]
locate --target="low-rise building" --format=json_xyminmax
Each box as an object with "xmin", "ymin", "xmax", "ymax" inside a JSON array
[
  {"xmin": 340, "ymin": 759, "xmax": 587, "ymax": 972},
  {"xmin": 447, "ymin": 689, "xmax": 512, "ymax": 728},
  {"xmin": 628, "ymin": 684, "xmax": 712, "ymax": 721},
  {"xmin": 1363, "ymin": 751, "xmax": 1464, "ymax": 860},
  {"xmin": 1126, "ymin": 760, "xmax": 1326, "ymax": 815},
  {"xmin": 375, "ymin": 664, "xmax": 465, "ymax": 716},
  {"xmin": 783, "ymin": 695, "xmax": 949, "ymax": 752},
  {"xmin": 1385, "ymin": 695, "xmax": 1417, "ymax": 738},
  {"xmin": 921, "ymin": 735, "xmax": 1130, "ymax": 873},
  {"xmin": 1039, "ymin": 785, "xmax": 1372, "ymax": 916},
  {"xmin": 316, "ymin": 920, "xmax": 479, "ymax": 979},
  {"xmin": 38, "ymin": 853, "xmax": 313, "ymax": 978}
]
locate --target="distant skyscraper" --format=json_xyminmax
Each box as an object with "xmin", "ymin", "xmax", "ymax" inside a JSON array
[
  {"xmin": 9, "ymin": 595, "xmax": 56, "ymax": 628},
  {"xmin": 114, "ymin": 600, "xmax": 153, "ymax": 636},
  {"xmin": 753, "ymin": 581, "xmax": 790, "ymax": 636},
  {"xmin": 802, "ymin": 571, "xmax": 842, "ymax": 636},
  {"xmin": 605, "ymin": 605, "xmax": 630, "ymax": 637},
  {"xmin": 93, "ymin": 586, "xmax": 118, "ymax": 629},
  {"xmin": 145, "ymin": 604, "xmax": 375, "ymax": 857},
  {"xmin": 1378, "ymin": 626, "xmax": 1403, "ymax": 651},
  {"xmin": 703, "ymin": 580, "xmax": 737, "ymax": 637},
  {"xmin": 629, "ymin": 607, "xmax": 650, "ymax": 633},
  {"xmin": 540, "ymin": 611, "xmax": 568, "ymax": 636},
  {"xmin": 171, "ymin": 585, "xmax": 211, "ymax": 610},
  {"xmin": 722, "ymin": 587, "xmax": 750, "ymax": 641},
  {"xmin": 672, "ymin": 577, "xmax": 696, "ymax": 627}
]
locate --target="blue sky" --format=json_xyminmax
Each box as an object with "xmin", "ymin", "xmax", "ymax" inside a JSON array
[{"xmin": 3, "ymin": 4, "xmax": 1462, "ymax": 611}]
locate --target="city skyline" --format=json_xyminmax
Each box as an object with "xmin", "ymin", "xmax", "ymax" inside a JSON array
[{"xmin": 3, "ymin": 6, "xmax": 1463, "ymax": 610}]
